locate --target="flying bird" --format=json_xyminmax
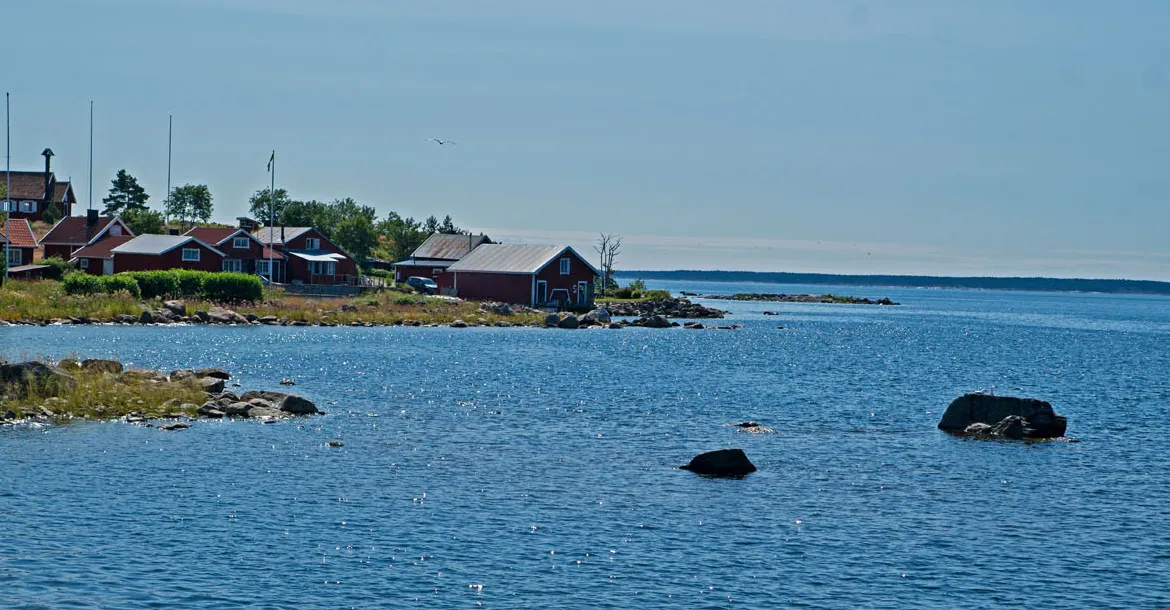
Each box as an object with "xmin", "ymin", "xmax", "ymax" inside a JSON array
[{"xmin": 429, "ymin": 138, "xmax": 457, "ymax": 146}]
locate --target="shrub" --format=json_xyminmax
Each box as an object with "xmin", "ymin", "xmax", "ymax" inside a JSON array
[
  {"xmin": 203, "ymin": 273, "xmax": 263, "ymax": 302},
  {"xmin": 39, "ymin": 257, "xmax": 74, "ymax": 281},
  {"xmin": 101, "ymin": 275, "xmax": 141, "ymax": 298},
  {"xmin": 643, "ymin": 289, "xmax": 672, "ymax": 300},
  {"xmin": 171, "ymin": 269, "xmax": 207, "ymax": 297},
  {"xmin": 63, "ymin": 273, "xmax": 104, "ymax": 295},
  {"xmin": 121, "ymin": 271, "xmax": 181, "ymax": 299}
]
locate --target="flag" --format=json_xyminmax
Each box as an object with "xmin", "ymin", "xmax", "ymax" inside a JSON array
[{"xmin": 267, "ymin": 151, "xmax": 274, "ymax": 172}]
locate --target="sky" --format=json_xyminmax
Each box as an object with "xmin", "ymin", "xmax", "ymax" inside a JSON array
[{"xmin": 6, "ymin": 0, "xmax": 1170, "ymax": 279}]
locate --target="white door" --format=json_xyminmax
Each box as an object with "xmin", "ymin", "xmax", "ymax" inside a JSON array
[{"xmin": 103, "ymin": 259, "xmax": 114, "ymax": 276}]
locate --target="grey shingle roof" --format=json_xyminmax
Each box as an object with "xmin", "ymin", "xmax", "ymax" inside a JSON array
[
  {"xmin": 446, "ymin": 244, "xmax": 597, "ymax": 275},
  {"xmin": 410, "ymin": 233, "xmax": 491, "ymax": 261},
  {"xmin": 111, "ymin": 234, "xmax": 223, "ymax": 256},
  {"xmin": 252, "ymin": 227, "xmax": 313, "ymax": 245}
]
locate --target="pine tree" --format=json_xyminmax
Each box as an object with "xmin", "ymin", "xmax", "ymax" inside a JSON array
[{"xmin": 101, "ymin": 170, "xmax": 149, "ymax": 216}]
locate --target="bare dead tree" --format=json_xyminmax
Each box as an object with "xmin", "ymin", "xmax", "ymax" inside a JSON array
[{"xmin": 594, "ymin": 233, "xmax": 622, "ymax": 296}]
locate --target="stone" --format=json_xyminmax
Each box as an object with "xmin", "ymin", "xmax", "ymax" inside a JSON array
[
  {"xmin": 990, "ymin": 415, "xmax": 1027, "ymax": 440},
  {"xmin": 938, "ymin": 393, "xmax": 1067, "ymax": 438},
  {"xmin": 964, "ymin": 423, "xmax": 993, "ymax": 437},
  {"xmin": 123, "ymin": 369, "xmax": 167, "ymax": 383},
  {"xmin": 607, "ymin": 322, "xmax": 623, "ymax": 329},
  {"xmin": 684, "ymin": 321, "xmax": 704, "ymax": 329},
  {"xmin": 279, "ymin": 394, "xmax": 319, "ymax": 415},
  {"xmin": 159, "ymin": 422, "xmax": 190, "ymax": 431},
  {"xmin": 58, "ymin": 359, "xmax": 82, "ymax": 371},
  {"xmin": 245, "ymin": 314, "xmax": 258, "ymax": 323},
  {"xmin": 248, "ymin": 405, "xmax": 284, "ymax": 419},
  {"xmin": 198, "ymin": 377, "xmax": 226, "ymax": 394},
  {"xmin": 544, "ymin": 313, "xmax": 560, "ymax": 328},
  {"xmin": 280, "ymin": 378, "xmax": 296, "ymax": 386},
  {"xmin": 258, "ymin": 316, "xmax": 279, "ymax": 324},
  {"xmin": 450, "ymin": 320, "xmax": 468, "ymax": 328},
  {"xmin": 325, "ymin": 440, "xmax": 344, "ymax": 447},
  {"xmin": 581, "ymin": 308, "xmax": 611, "ymax": 325},
  {"xmin": 494, "ymin": 321, "xmax": 513, "ymax": 327},
  {"xmin": 116, "ymin": 314, "xmax": 139, "ymax": 324},
  {"xmin": 241, "ymin": 390, "xmax": 289, "ymax": 403},
  {"xmin": 762, "ymin": 311, "xmax": 779, "ymax": 316},
  {"xmin": 81, "ymin": 359, "xmax": 124, "ymax": 374},
  {"xmin": 0, "ymin": 361, "xmax": 77, "ymax": 396},
  {"xmin": 162, "ymin": 300, "xmax": 187, "ymax": 316},
  {"xmin": 139, "ymin": 310, "xmax": 154, "ymax": 324},
  {"xmin": 193, "ymin": 311, "xmax": 210, "ymax": 323},
  {"xmin": 196, "ymin": 402, "xmax": 223, "ymax": 418},
  {"xmin": 222, "ymin": 402, "xmax": 253, "ymax": 417},
  {"xmin": 213, "ymin": 391, "xmax": 240, "ymax": 402},
  {"xmin": 208, "ymin": 307, "xmax": 249, "ymax": 325},
  {"xmin": 680, "ymin": 449, "xmax": 757, "ymax": 477},
  {"xmin": 640, "ymin": 315, "xmax": 672, "ymax": 329},
  {"xmin": 170, "ymin": 369, "xmax": 196, "ymax": 382},
  {"xmin": 557, "ymin": 314, "xmax": 580, "ymax": 330},
  {"xmin": 196, "ymin": 368, "xmax": 231, "ymax": 380}
]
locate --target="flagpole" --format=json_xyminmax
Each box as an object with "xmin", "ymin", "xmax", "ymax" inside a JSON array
[
  {"xmin": 88, "ymin": 100, "xmax": 93, "ymax": 211},
  {"xmin": 166, "ymin": 114, "xmax": 172, "ymax": 227},
  {"xmin": 4, "ymin": 92, "xmax": 10, "ymax": 289},
  {"xmin": 268, "ymin": 150, "xmax": 275, "ymax": 283}
]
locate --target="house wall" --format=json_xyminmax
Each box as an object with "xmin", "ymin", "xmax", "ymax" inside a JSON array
[
  {"xmin": 4, "ymin": 246, "xmax": 36, "ymax": 268},
  {"xmin": 394, "ymin": 263, "xmax": 453, "ymax": 290},
  {"xmin": 453, "ymin": 272, "xmax": 534, "ymax": 305},
  {"xmin": 42, "ymin": 243, "xmax": 79, "ymax": 260},
  {"xmin": 280, "ymin": 229, "xmax": 358, "ymax": 284},
  {"xmin": 533, "ymin": 251, "xmax": 597, "ymax": 308},
  {"xmin": 112, "ymin": 244, "xmax": 223, "ymax": 273}
]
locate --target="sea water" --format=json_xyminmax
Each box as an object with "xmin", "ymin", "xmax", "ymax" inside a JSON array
[{"xmin": 2, "ymin": 283, "xmax": 1168, "ymax": 608}]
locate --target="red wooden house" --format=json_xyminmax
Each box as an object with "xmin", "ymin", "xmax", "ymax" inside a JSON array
[
  {"xmin": 1, "ymin": 218, "xmax": 38, "ymax": 270},
  {"xmin": 3, "ymin": 149, "xmax": 76, "ymax": 222},
  {"xmin": 184, "ymin": 227, "xmax": 285, "ymax": 278},
  {"xmin": 69, "ymin": 234, "xmax": 135, "ymax": 275},
  {"xmin": 252, "ymin": 226, "xmax": 357, "ymax": 285},
  {"xmin": 394, "ymin": 233, "xmax": 491, "ymax": 293},
  {"xmin": 108, "ymin": 234, "xmax": 224, "ymax": 273},
  {"xmin": 39, "ymin": 211, "xmax": 134, "ymax": 260},
  {"xmin": 445, "ymin": 244, "xmax": 599, "ymax": 309}
]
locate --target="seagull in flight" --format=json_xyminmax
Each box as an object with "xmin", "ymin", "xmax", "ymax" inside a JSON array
[{"xmin": 429, "ymin": 138, "xmax": 457, "ymax": 146}]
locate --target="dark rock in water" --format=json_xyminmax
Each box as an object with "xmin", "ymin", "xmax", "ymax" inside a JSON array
[
  {"xmin": 557, "ymin": 314, "xmax": 579, "ymax": 330},
  {"xmin": 938, "ymin": 393, "xmax": 1067, "ymax": 438},
  {"xmin": 222, "ymin": 402, "xmax": 253, "ymax": 417},
  {"xmin": 81, "ymin": 359, "xmax": 124, "ymax": 374},
  {"xmin": 169, "ymin": 369, "xmax": 196, "ymax": 382},
  {"xmin": 325, "ymin": 440, "xmax": 344, "ymax": 447},
  {"xmin": 159, "ymin": 422, "xmax": 189, "ymax": 431},
  {"xmin": 680, "ymin": 448, "xmax": 757, "ymax": 477},
  {"xmin": 683, "ymin": 321, "xmax": 704, "ymax": 329},
  {"xmin": 279, "ymin": 394, "xmax": 320, "ymax": 415},
  {"xmin": 198, "ymin": 377, "xmax": 226, "ymax": 395},
  {"xmin": 543, "ymin": 313, "xmax": 560, "ymax": 328},
  {"xmin": 196, "ymin": 368, "xmax": 231, "ymax": 380},
  {"xmin": 0, "ymin": 361, "xmax": 77, "ymax": 396},
  {"xmin": 638, "ymin": 315, "xmax": 672, "ymax": 329},
  {"xmin": 279, "ymin": 378, "xmax": 296, "ymax": 386},
  {"xmin": 762, "ymin": 311, "xmax": 779, "ymax": 316},
  {"xmin": 990, "ymin": 415, "xmax": 1026, "ymax": 440},
  {"xmin": 139, "ymin": 310, "xmax": 154, "ymax": 324},
  {"xmin": 733, "ymin": 421, "xmax": 776, "ymax": 434},
  {"xmin": 964, "ymin": 422, "xmax": 993, "ymax": 437}
]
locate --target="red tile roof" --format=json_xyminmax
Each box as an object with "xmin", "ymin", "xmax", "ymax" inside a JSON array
[
  {"xmin": 2, "ymin": 171, "xmax": 52, "ymax": 200},
  {"xmin": 0, "ymin": 218, "xmax": 37, "ymax": 248},
  {"xmin": 69, "ymin": 234, "xmax": 135, "ymax": 259},
  {"xmin": 185, "ymin": 227, "xmax": 239, "ymax": 245},
  {"xmin": 39, "ymin": 215, "xmax": 120, "ymax": 246},
  {"xmin": 261, "ymin": 246, "xmax": 286, "ymax": 260}
]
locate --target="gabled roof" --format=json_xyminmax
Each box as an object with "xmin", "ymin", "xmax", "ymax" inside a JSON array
[
  {"xmin": 252, "ymin": 226, "xmax": 315, "ymax": 245},
  {"xmin": 1, "ymin": 171, "xmax": 53, "ymax": 200},
  {"xmin": 69, "ymin": 234, "xmax": 135, "ymax": 260},
  {"xmin": 39, "ymin": 215, "xmax": 131, "ymax": 246},
  {"xmin": 446, "ymin": 244, "xmax": 599, "ymax": 275},
  {"xmin": 393, "ymin": 257, "xmax": 455, "ymax": 268},
  {"xmin": 111, "ymin": 234, "xmax": 224, "ymax": 256},
  {"xmin": 52, "ymin": 181, "xmax": 75, "ymax": 203},
  {"xmin": 409, "ymin": 233, "xmax": 492, "ymax": 261},
  {"xmin": 0, "ymin": 218, "xmax": 37, "ymax": 248},
  {"xmin": 185, "ymin": 227, "xmax": 251, "ymax": 246}
]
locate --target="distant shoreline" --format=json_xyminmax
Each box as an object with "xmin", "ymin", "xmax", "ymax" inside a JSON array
[{"xmin": 616, "ymin": 270, "xmax": 1170, "ymax": 296}]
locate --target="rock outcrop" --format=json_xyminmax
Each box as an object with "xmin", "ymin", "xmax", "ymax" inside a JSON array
[
  {"xmin": 938, "ymin": 393, "xmax": 1067, "ymax": 439},
  {"xmin": 605, "ymin": 298, "xmax": 725, "ymax": 319},
  {"xmin": 0, "ymin": 361, "xmax": 77, "ymax": 396},
  {"xmin": 680, "ymin": 448, "xmax": 757, "ymax": 477}
]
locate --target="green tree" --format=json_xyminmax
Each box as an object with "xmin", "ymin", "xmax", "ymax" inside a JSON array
[
  {"xmin": 121, "ymin": 207, "xmax": 165, "ymax": 235},
  {"xmin": 102, "ymin": 169, "xmax": 149, "ymax": 215},
  {"xmin": 333, "ymin": 214, "xmax": 378, "ymax": 262},
  {"xmin": 165, "ymin": 184, "xmax": 213, "ymax": 227},
  {"xmin": 422, "ymin": 215, "xmax": 440, "ymax": 234},
  {"xmin": 439, "ymin": 214, "xmax": 464, "ymax": 234},
  {"xmin": 376, "ymin": 212, "xmax": 426, "ymax": 263},
  {"xmin": 249, "ymin": 188, "xmax": 292, "ymax": 223},
  {"xmin": 41, "ymin": 202, "xmax": 62, "ymax": 226}
]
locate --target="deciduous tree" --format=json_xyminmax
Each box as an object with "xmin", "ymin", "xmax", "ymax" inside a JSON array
[
  {"xmin": 594, "ymin": 233, "xmax": 622, "ymax": 296},
  {"xmin": 165, "ymin": 184, "xmax": 213, "ymax": 227}
]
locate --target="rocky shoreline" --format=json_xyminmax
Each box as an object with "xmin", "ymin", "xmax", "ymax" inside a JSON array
[
  {"xmin": 0, "ymin": 358, "xmax": 322, "ymax": 427},
  {"xmin": 691, "ymin": 293, "xmax": 898, "ymax": 305},
  {"xmin": 601, "ymin": 297, "xmax": 727, "ymax": 319}
]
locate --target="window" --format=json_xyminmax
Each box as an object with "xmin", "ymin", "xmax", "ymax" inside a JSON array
[
  {"xmin": 110, "ymin": 225, "xmax": 122, "ymax": 236},
  {"xmin": 559, "ymin": 257, "xmax": 570, "ymax": 275},
  {"xmin": 222, "ymin": 259, "xmax": 243, "ymax": 273},
  {"xmin": 232, "ymin": 236, "xmax": 249, "ymax": 249},
  {"xmin": 6, "ymin": 249, "xmax": 21, "ymax": 266},
  {"xmin": 181, "ymin": 248, "xmax": 200, "ymax": 262},
  {"xmin": 305, "ymin": 237, "xmax": 320, "ymax": 250},
  {"xmin": 79, "ymin": 258, "xmax": 89, "ymax": 269},
  {"xmin": 309, "ymin": 261, "xmax": 336, "ymax": 276},
  {"xmin": 255, "ymin": 260, "xmax": 271, "ymax": 276},
  {"xmin": 20, "ymin": 200, "xmax": 36, "ymax": 213}
]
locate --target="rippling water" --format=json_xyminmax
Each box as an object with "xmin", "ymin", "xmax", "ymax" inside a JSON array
[{"xmin": 2, "ymin": 282, "xmax": 1169, "ymax": 609}]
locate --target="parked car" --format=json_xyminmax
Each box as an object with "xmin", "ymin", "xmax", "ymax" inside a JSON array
[{"xmin": 406, "ymin": 276, "xmax": 438, "ymax": 294}]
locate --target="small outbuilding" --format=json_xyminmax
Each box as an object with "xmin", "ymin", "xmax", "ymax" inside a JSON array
[
  {"xmin": 109, "ymin": 234, "xmax": 225, "ymax": 273},
  {"xmin": 394, "ymin": 233, "xmax": 492, "ymax": 293},
  {"xmin": 445, "ymin": 244, "xmax": 599, "ymax": 309}
]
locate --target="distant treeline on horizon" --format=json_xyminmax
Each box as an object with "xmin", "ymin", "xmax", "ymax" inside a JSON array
[{"xmin": 614, "ymin": 270, "xmax": 1170, "ymax": 295}]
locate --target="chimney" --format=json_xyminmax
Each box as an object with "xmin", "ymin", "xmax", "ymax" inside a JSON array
[
  {"xmin": 86, "ymin": 209, "xmax": 98, "ymax": 227},
  {"xmin": 41, "ymin": 148, "xmax": 55, "ymax": 202}
]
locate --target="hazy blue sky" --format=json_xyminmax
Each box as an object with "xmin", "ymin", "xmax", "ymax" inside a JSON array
[{"xmin": 7, "ymin": 1, "xmax": 1170, "ymax": 278}]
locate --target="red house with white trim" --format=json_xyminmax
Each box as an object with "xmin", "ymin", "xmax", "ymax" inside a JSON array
[
  {"xmin": 39, "ymin": 211, "xmax": 134, "ymax": 260},
  {"xmin": 394, "ymin": 233, "xmax": 492, "ymax": 292},
  {"xmin": 3, "ymin": 149, "xmax": 76, "ymax": 222},
  {"xmin": 1, "ymin": 218, "xmax": 38, "ymax": 270},
  {"xmin": 446, "ymin": 244, "xmax": 599, "ymax": 309},
  {"xmin": 252, "ymin": 226, "xmax": 357, "ymax": 285},
  {"xmin": 184, "ymin": 226, "xmax": 285, "ymax": 278},
  {"xmin": 108, "ymin": 234, "xmax": 224, "ymax": 273},
  {"xmin": 69, "ymin": 234, "xmax": 135, "ymax": 275}
]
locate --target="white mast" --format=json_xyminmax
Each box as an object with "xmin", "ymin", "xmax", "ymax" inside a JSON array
[
  {"xmin": 88, "ymin": 100, "xmax": 93, "ymax": 211},
  {"xmin": 166, "ymin": 114, "xmax": 172, "ymax": 227},
  {"xmin": 268, "ymin": 150, "xmax": 275, "ymax": 283},
  {"xmin": 4, "ymin": 92, "xmax": 10, "ymax": 288}
]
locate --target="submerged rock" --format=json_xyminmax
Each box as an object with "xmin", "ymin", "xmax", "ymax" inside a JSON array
[
  {"xmin": 939, "ymin": 393, "xmax": 1067, "ymax": 439},
  {"xmin": 680, "ymin": 448, "xmax": 757, "ymax": 477}
]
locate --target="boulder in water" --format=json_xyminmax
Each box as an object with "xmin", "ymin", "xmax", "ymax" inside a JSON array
[
  {"xmin": 680, "ymin": 448, "xmax": 757, "ymax": 477},
  {"xmin": 938, "ymin": 393, "xmax": 1067, "ymax": 438}
]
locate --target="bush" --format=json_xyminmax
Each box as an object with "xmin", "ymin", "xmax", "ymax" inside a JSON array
[
  {"xmin": 171, "ymin": 269, "xmax": 206, "ymax": 297},
  {"xmin": 63, "ymin": 273, "xmax": 104, "ymax": 295},
  {"xmin": 101, "ymin": 275, "xmax": 141, "ymax": 298},
  {"xmin": 203, "ymin": 273, "xmax": 263, "ymax": 303},
  {"xmin": 39, "ymin": 257, "xmax": 73, "ymax": 281},
  {"xmin": 643, "ymin": 289, "xmax": 672, "ymax": 300},
  {"xmin": 121, "ymin": 271, "xmax": 181, "ymax": 299},
  {"xmin": 394, "ymin": 295, "xmax": 419, "ymax": 305}
]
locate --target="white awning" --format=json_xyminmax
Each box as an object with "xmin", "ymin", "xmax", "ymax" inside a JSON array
[{"xmin": 288, "ymin": 251, "xmax": 345, "ymax": 262}]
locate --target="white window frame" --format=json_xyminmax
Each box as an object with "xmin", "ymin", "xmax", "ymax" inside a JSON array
[
  {"xmin": 7, "ymin": 248, "xmax": 22, "ymax": 266},
  {"xmin": 255, "ymin": 259, "xmax": 271, "ymax": 276},
  {"xmin": 305, "ymin": 237, "xmax": 320, "ymax": 250},
  {"xmin": 20, "ymin": 200, "xmax": 36, "ymax": 213},
  {"xmin": 559, "ymin": 257, "xmax": 570, "ymax": 275},
  {"xmin": 181, "ymin": 248, "xmax": 201, "ymax": 262},
  {"xmin": 232, "ymin": 236, "xmax": 250, "ymax": 249},
  {"xmin": 222, "ymin": 259, "xmax": 243, "ymax": 273}
]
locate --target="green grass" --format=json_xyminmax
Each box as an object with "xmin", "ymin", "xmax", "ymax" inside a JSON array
[{"xmin": 0, "ymin": 363, "xmax": 207, "ymax": 420}]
